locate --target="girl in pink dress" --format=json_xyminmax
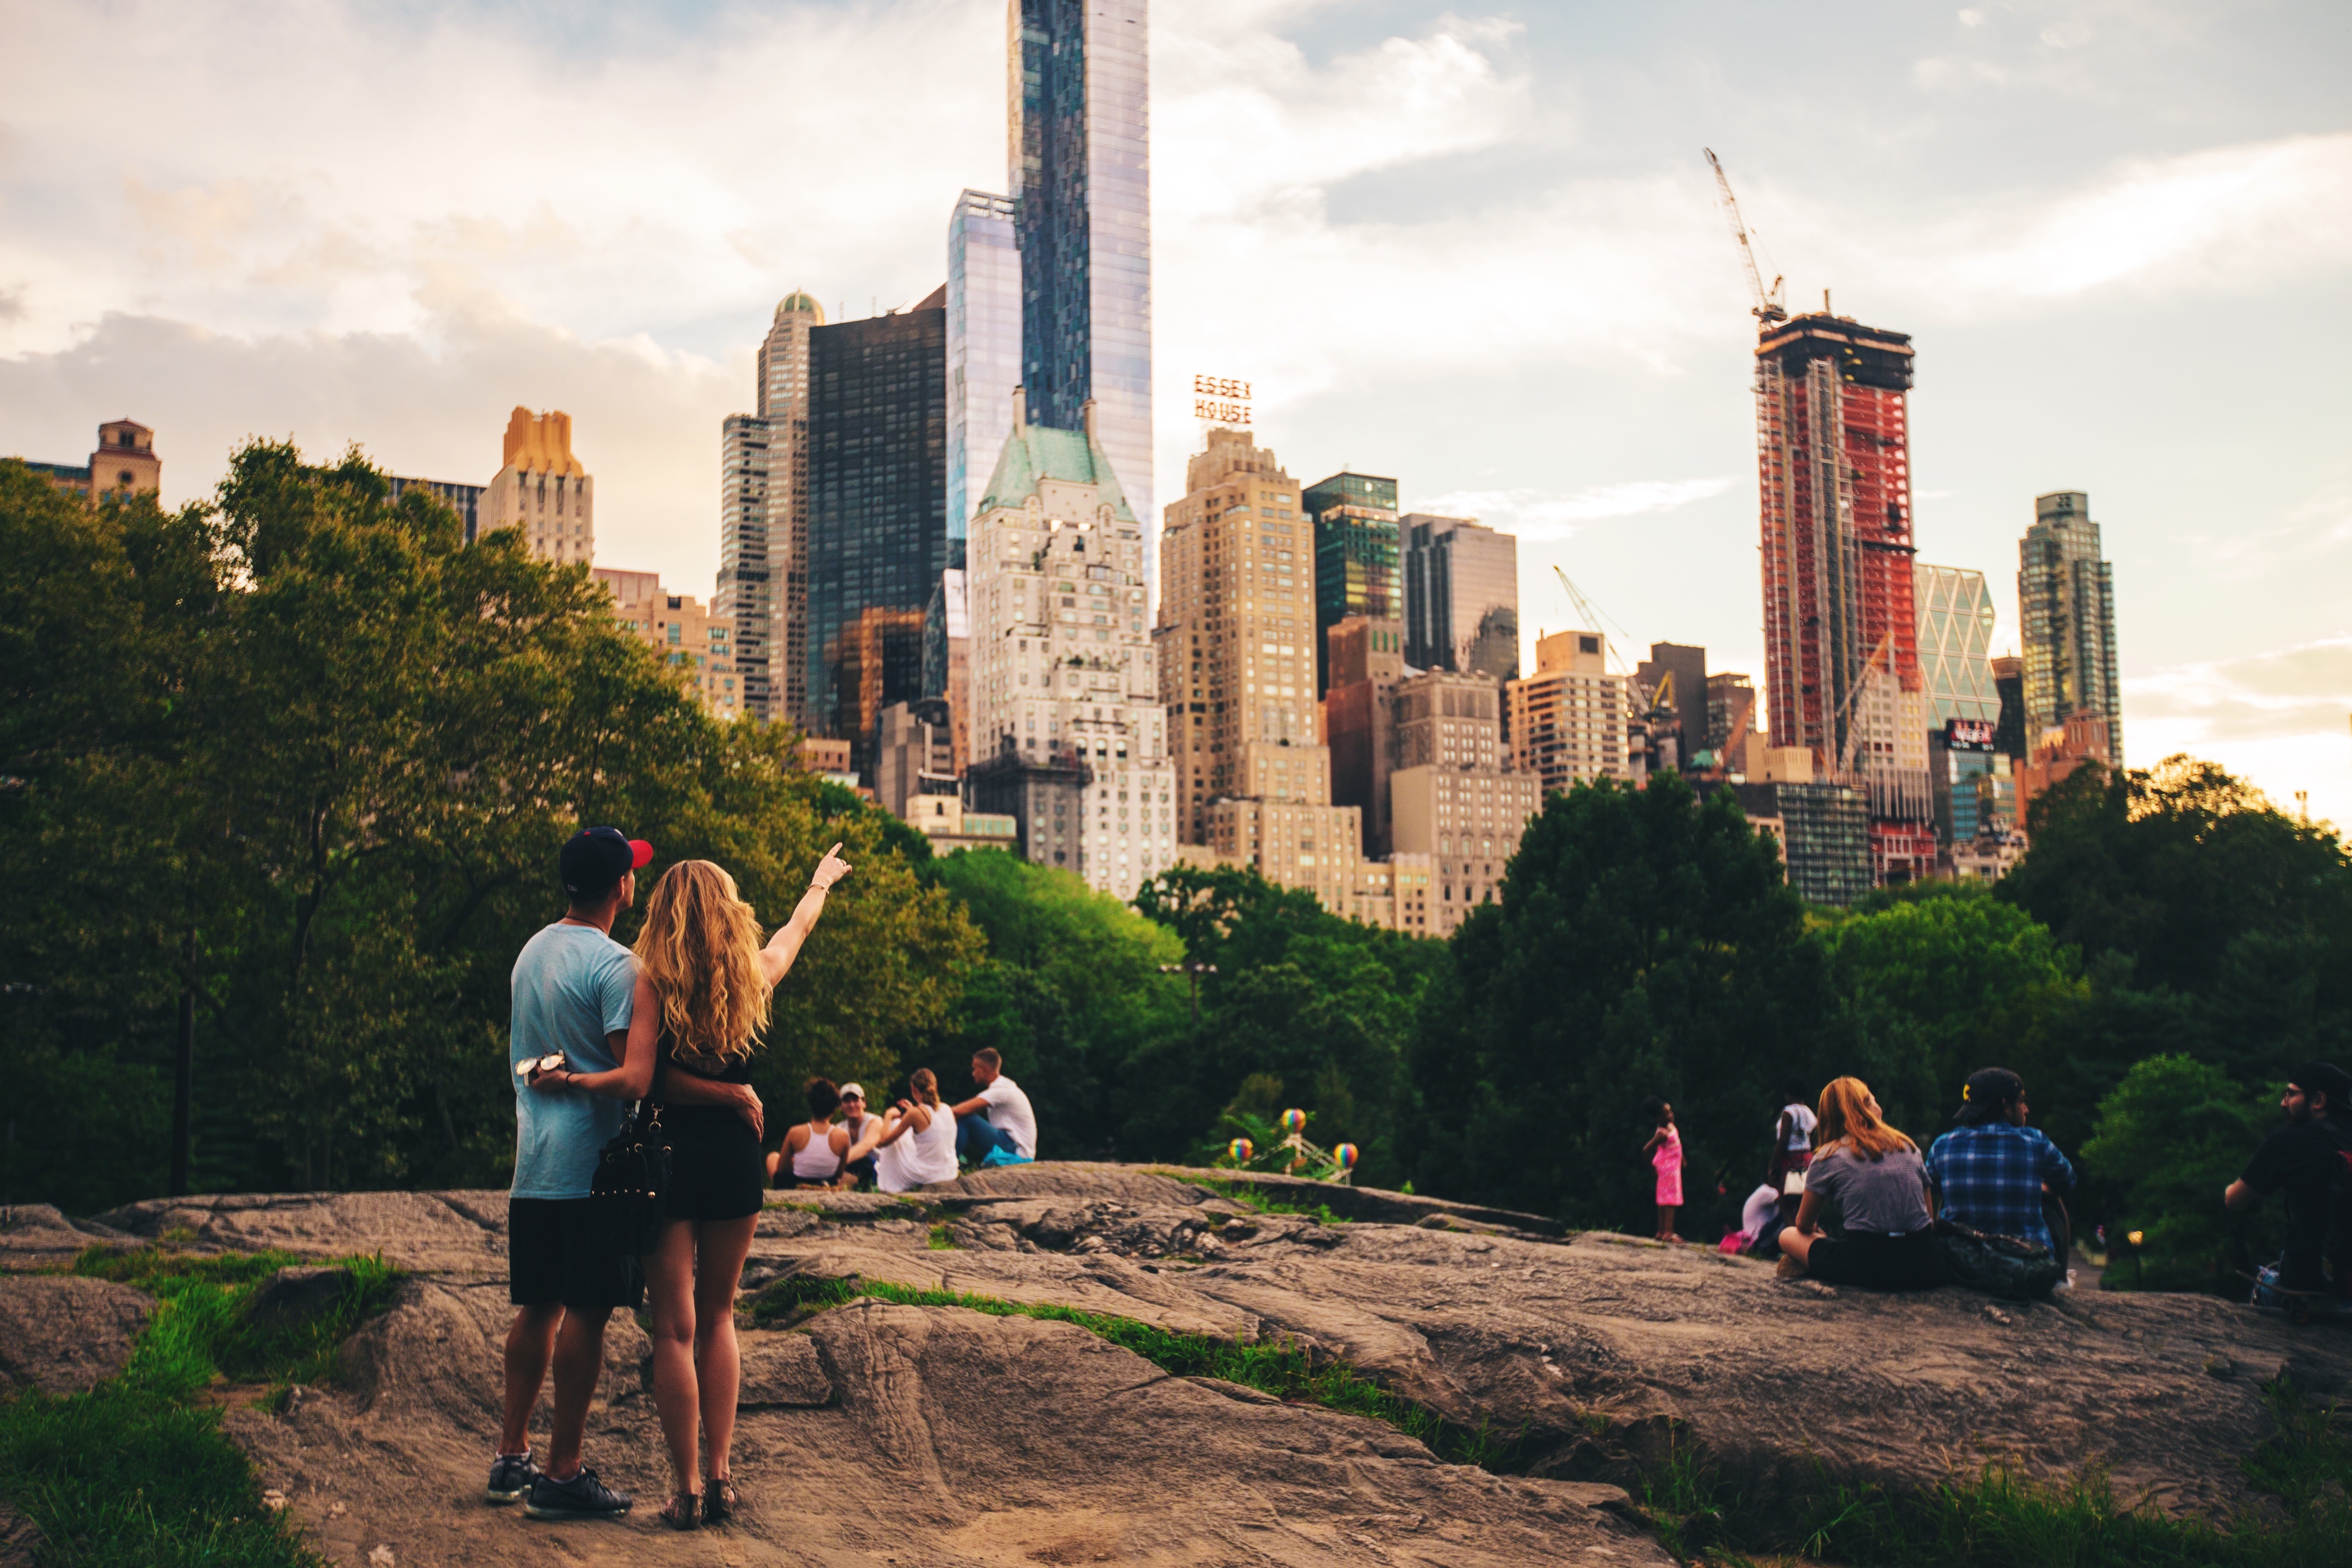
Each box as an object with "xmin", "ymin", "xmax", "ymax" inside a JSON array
[{"xmin": 1642, "ymin": 1098, "xmax": 1684, "ymax": 1242}]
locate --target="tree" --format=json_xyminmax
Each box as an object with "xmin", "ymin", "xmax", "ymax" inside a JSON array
[
  {"xmin": 1407, "ymin": 772, "xmax": 1832, "ymax": 1231},
  {"xmin": 1999, "ymin": 758, "xmax": 2352, "ymax": 1084},
  {"xmin": 1130, "ymin": 865, "xmax": 1441, "ymax": 1185},
  {"xmin": 1818, "ymin": 883, "xmax": 2091, "ymax": 1152},
  {"xmin": 0, "ymin": 443, "xmax": 980, "ymax": 1210},
  {"xmin": 920, "ymin": 851, "xmax": 1184, "ymax": 1157},
  {"xmin": 2081, "ymin": 1053, "xmax": 2273, "ymax": 1292}
]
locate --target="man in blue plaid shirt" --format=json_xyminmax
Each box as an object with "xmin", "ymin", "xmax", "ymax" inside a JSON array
[{"xmin": 1926, "ymin": 1068, "xmax": 2076, "ymax": 1253}]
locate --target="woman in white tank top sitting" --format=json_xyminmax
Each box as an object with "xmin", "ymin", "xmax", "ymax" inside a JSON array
[
  {"xmin": 766, "ymin": 1077, "xmax": 853, "ymax": 1189},
  {"xmin": 871, "ymin": 1068, "xmax": 959, "ymax": 1193}
]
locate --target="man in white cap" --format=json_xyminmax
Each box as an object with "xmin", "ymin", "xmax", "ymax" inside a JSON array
[{"xmin": 836, "ymin": 1082, "xmax": 880, "ymax": 1189}]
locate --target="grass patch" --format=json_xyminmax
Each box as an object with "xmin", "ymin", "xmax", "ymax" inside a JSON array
[
  {"xmin": 1163, "ymin": 1174, "xmax": 1350, "ymax": 1229},
  {"xmin": 1633, "ymin": 1376, "xmax": 2351, "ymax": 1568},
  {"xmin": 0, "ymin": 1245, "xmax": 401, "ymax": 1566},
  {"xmin": 69, "ymin": 1246, "xmax": 403, "ymax": 1395},
  {"xmin": 926, "ymin": 1222, "xmax": 959, "ymax": 1251}
]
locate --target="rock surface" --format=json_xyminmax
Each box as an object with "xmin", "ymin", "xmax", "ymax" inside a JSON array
[
  {"xmin": 0, "ymin": 1275, "xmax": 151, "ymax": 1394},
  {"xmin": 13, "ymin": 1163, "xmax": 2352, "ymax": 1565}
]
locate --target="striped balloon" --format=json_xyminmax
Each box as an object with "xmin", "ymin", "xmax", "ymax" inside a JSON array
[
  {"xmin": 1332, "ymin": 1142, "xmax": 1359, "ymax": 1171},
  {"xmin": 1227, "ymin": 1138, "xmax": 1254, "ymax": 1164},
  {"xmin": 1280, "ymin": 1108, "xmax": 1308, "ymax": 1135}
]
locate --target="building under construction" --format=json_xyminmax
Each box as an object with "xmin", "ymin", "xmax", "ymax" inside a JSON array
[{"xmin": 1754, "ymin": 311, "xmax": 1936, "ymax": 885}]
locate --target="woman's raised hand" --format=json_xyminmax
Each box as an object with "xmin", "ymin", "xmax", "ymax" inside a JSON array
[{"xmin": 811, "ymin": 842, "xmax": 853, "ymax": 891}]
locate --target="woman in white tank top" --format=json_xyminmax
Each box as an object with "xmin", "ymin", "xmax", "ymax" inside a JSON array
[
  {"xmin": 766, "ymin": 1076, "xmax": 850, "ymax": 1188},
  {"xmin": 872, "ymin": 1067, "xmax": 958, "ymax": 1192}
]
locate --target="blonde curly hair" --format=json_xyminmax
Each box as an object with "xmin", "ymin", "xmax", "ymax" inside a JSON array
[{"xmin": 632, "ymin": 859, "xmax": 772, "ymax": 1067}]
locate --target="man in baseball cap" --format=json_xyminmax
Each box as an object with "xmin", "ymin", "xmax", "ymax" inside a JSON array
[
  {"xmin": 1923, "ymin": 1067, "xmax": 2077, "ymax": 1257},
  {"xmin": 489, "ymin": 825, "xmax": 655, "ymax": 1521}
]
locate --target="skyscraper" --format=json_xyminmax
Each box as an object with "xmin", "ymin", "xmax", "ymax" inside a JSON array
[
  {"xmin": 964, "ymin": 394, "xmax": 1172, "ymax": 899},
  {"xmin": 1755, "ymin": 312, "xmax": 1919, "ymax": 764},
  {"xmin": 1635, "ymin": 643, "xmax": 1709, "ymax": 772},
  {"xmin": 1507, "ymin": 631, "xmax": 1630, "ymax": 795},
  {"xmin": 717, "ymin": 291, "xmax": 822, "ymax": 724},
  {"xmin": 1011, "ymin": 0, "xmax": 1153, "ymax": 558},
  {"xmin": 1304, "ymin": 470, "xmax": 1400, "ymax": 694},
  {"xmin": 481, "ymin": 407, "xmax": 594, "ymax": 565},
  {"xmin": 1157, "ymin": 428, "xmax": 1316, "ymax": 841},
  {"xmin": 1754, "ymin": 310, "xmax": 1934, "ymax": 883},
  {"xmin": 947, "ymin": 190, "xmax": 1022, "ymax": 553},
  {"xmin": 1403, "ymin": 513, "xmax": 1519, "ymax": 682},
  {"xmin": 1914, "ymin": 563, "xmax": 2000, "ymax": 727},
  {"xmin": 2019, "ymin": 491, "xmax": 2123, "ymax": 764},
  {"xmin": 804, "ymin": 292, "xmax": 949, "ymax": 756}
]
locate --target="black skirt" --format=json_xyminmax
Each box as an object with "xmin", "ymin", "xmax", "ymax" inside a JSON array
[{"xmin": 660, "ymin": 1104, "xmax": 766, "ymax": 1222}]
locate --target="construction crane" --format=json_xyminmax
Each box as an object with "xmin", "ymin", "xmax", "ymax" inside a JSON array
[
  {"xmin": 1703, "ymin": 148, "xmax": 1787, "ymax": 326},
  {"xmin": 1550, "ymin": 565, "xmax": 1636, "ymax": 675},
  {"xmin": 1832, "ymin": 634, "xmax": 1894, "ymax": 781}
]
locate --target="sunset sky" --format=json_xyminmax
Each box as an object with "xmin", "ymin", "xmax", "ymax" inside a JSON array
[{"xmin": 4, "ymin": 1, "xmax": 2347, "ymax": 824}]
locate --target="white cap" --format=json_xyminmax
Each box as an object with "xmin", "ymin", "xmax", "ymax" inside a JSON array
[{"xmin": 839, "ymin": 1083, "xmax": 866, "ymax": 1101}]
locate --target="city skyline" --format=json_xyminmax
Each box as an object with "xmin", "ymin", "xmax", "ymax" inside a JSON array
[{"xmin": 2, "ymin": 2, "xmax": 2347, "ymax": 824}]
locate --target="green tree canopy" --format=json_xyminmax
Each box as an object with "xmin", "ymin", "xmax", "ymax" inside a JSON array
[
  {"xmin": 1405, "ymin": 772, "xmax": 1831, "ymax": 1230},
  {"xmin": 0, "ymin": 445, "xmax": 976, "ymax": 1210}
]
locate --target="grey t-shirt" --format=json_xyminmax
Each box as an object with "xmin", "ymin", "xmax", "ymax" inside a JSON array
[{"xmin": 1805, "ymin": 1144, "xmax": 1932, "ymax": 1235}]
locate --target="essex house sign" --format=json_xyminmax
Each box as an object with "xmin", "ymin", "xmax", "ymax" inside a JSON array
[{"xmin": 1192, "ymin": 374, "xmax": 1251, "ymax": 426}]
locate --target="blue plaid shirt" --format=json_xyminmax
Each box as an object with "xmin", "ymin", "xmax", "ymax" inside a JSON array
[{"xmin": 1925, "ymin": 1124, "xmax": 2076, "ymax": 1253}]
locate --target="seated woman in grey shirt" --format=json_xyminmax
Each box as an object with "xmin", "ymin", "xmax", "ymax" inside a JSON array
[{"xmin": 1778, "ymin": 1077, "xmax": 1947, "ymax": 1292}]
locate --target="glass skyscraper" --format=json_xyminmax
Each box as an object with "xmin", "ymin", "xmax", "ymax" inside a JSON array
[
  {"xmin": 805, "ymin": 295, "xmax": 949, "ymax": 754},
  {"xmin": 947, "ymin": 190, "xmax": 1022, "ymax": 555},
  {"xmin": 2019, "ymin": 490, "xmax": 2123, "ymax": 764},
  {"xmin": 1010, "ymin": 0, "xmax": 1154, "ymax": 570},
  {"xmin": 1403, "ymin": 513, "xmax": 1520, "ymax": 682},
  {"xmin": 1304, "ymin": 472, "xmax": 1400, "ymax": 695},
  {"xmin": 1914, "ymin": 563, "xmax": 1999, "ymax": 727}
]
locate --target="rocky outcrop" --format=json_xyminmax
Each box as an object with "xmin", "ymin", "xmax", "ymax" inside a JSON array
[
  {"xmin": 0, "ymin": 1275, "xmax": 150, "ymax": 1394},
  {"xmin": 12, "ymin": 1163, "xmax": 2350, "ymax": 1565}
]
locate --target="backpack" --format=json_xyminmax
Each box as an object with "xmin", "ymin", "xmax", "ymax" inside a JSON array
[{"xmin": 1935, "ymin": 1218, "xmax": 2066, "ymax": 1300}]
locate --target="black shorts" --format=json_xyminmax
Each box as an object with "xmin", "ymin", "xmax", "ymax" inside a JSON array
[
  {"xmin": 508, "ymin": 1197, "xmax": 642, "ymax": 1313},
  {"xmin": 1806, "ymin": 1229, "xmax": 1948, "ymax": 1292},
  {"xmin": 663, "ymin": 1106, "xmax": 766, "ymax": 1222}
]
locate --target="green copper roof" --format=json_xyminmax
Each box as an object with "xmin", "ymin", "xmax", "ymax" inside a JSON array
[
  {"xmin": 977, "ymin": 421, "xmax": 1137, "ymax": 525},
  {"xmin": 774, "ymin": 290, "xmax": 824, "ymax": 322}
]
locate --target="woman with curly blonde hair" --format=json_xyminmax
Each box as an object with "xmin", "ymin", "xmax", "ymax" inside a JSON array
[
  {"xmin": 1775, "ymin": 1076, "xmax": 1945, "ymax": 1292},
  {"xmin": 549, "ymin": 842, "xmax": 852, "ymax": 1530}
]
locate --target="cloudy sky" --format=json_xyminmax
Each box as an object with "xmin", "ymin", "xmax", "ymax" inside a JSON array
[{"xmin": 5, "ymin": 0, "xmax": 2349, "ymax": 826}]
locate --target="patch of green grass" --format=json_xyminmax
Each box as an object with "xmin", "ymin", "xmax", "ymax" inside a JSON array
[
  {"xmin": 926, "ymin": 1222, "xmax": 959, "ymax": 1250},
  {"xmin": 0, "ymin": 1383, "xmax": 324, "ymax": 1567},
  {"xmin": 1164, "ymin": 1174, "xmax": 1350, "ymax": 1228},
  {"xmin": 0, "ymin": 1246, "xmax": 402, "ymax": 1567},
  {"xmin": 1662, "ymin": 1376, "xmax": 2352, "ymax": 1568},
  {"xmin": 747, "ymin": 1274, "xmax": 860, "ymax": 1323},
  {"xmin": 71, "ymin": 1246, "xmax": 403, "ymax": 1394}
]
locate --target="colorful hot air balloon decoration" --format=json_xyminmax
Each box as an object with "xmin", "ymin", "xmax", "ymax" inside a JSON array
[
  {"xmin": 1227, "ymin": 1137, "xmax": 1254, "ymax": 1165},
  {"xmin": 1280, "ymin": 1108, "xmax": 1308, "ymax": 1136},
  {"xmin": 1331, "ymin": 1143, "xmax": 1359, "ymax": 1173}
]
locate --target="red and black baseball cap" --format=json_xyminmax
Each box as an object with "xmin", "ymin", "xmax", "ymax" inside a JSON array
[{"xmin": 559, "ymin": 826, "xmax": 654, "ymax": 898}]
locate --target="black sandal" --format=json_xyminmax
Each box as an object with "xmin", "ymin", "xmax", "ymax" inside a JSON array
[
  {"xmin": 702, "ymin": 1474, "xmax": 737, "ymax": 1526},
  {"xmin": 661, "ymin": 1489, "xmax": 700, "ymax": 1531}
]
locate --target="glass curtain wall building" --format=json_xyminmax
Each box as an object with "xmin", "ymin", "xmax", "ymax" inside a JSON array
[
  {"xmin": 805, "ymin": 295, "xmax": 950, "ymax": 760},
  {"xmin": 1914, "ymin": 563, "xmax": 1999, "ymax": 727},
  {"xmin": 1010, "ymin": 0, "xmax": 1154, "ymax": 578},
  {"xmin": 1305, "ymin": 472, "xmax": 1400, "ymax": 695},
  {"xmin": 948, "ymin": 190, "xmax": 1022, "ymax": 558},
  {"xmin": 2018, "ymin": 490, "xmax": 2123, "ymax": 764},
  {"xmin": 1402, "ymin": 513, "xmax": 1520, "ymax": 683}
]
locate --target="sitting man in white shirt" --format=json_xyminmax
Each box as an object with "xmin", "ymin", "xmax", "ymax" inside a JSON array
[{"xmin": 948, "ymin": 1048, "xmax": 1037, "ymax": 1167}]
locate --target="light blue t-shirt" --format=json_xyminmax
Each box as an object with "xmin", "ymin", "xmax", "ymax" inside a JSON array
[{"xmin": 509, "ymin": 923, "xmax": 636, "ymax": 1199}]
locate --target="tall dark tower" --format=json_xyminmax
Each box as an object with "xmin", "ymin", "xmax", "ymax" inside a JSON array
[{"xmin": 1009, "ymin": 0, "xmax": 1153, "ymax": 563}]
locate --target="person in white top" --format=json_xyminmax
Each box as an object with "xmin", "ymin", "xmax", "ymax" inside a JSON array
[
  {"xmin": 767, "ymin": 1077, "xmax": 858, "ymax": 1189},
  {"xmin": 871, "ymin": 1068, "xmax": 959, "ymax": 1192},
  {"xmin": 948, "ymin": 1048, "xmax": 1037, "ymax": 1165}
]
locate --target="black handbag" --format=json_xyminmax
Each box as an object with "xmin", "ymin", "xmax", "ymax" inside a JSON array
[
  {"xmin": 589, "ymin": 1054, "xmax": 670, "ymax": 1255},
  {"xmin": 1934, "ymin": 1217, "xmax": 2066, "ymax": 1300}
]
